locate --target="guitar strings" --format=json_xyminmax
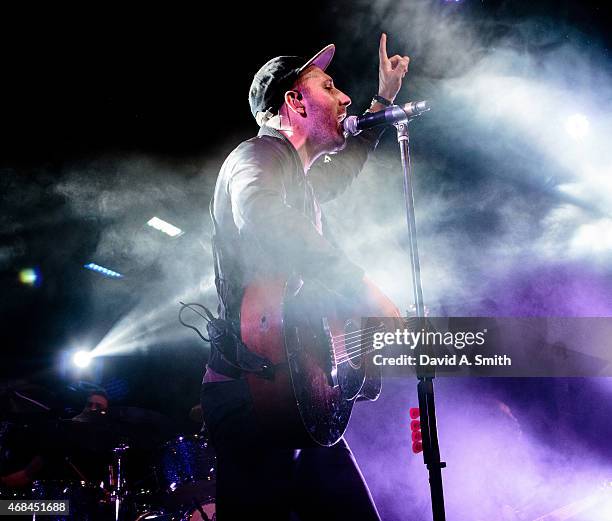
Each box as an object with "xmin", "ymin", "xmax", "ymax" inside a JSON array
[
  {"xmin": 343, "ymin": 349, "xmax": 376, "ymax": 365},
  {"xmin": 336, "ymin": 334, "xmax": 380, "ymax": 353},
  {"xmin": 339, "ymin": 345, "xmax": 376, "ymax": 364},
  {"xmin": 332, "ymin": 316, "xmax": 417, "ymax": 343},
  {"xmin": 334, "ymin": 344, "xmax": 370, "ymax": 362},
  {"xmin": 332, "ymin": 331, "xmax": 382, "ymax": 359},
  {"xmin": 330, "ymin": 327, "xmax": 384, "ymax": 356},
  {"xmin": 333, "ymin": 338, "xmax": 376, "ymax": 361},
  {"xmin": 336, "ymin": 343, "xmax": 377, "ymax": 365},
  {"xmin": 331, "ymin": 320, "xmax": 410, "ymax": 365},
  {"xmin": 332, "ymin": 340, "xmax": 369, "ymax": 360},
  {"xmin": 330, "ymin": 323, "xmax": 384, "ymax": 341},
  {"xmin": 340, "ymin": 335, "xmax": 376, "ymax": 350},
  {"xmin": 332, "ymin": 318, "xmax": 420, "ymax": 360}
]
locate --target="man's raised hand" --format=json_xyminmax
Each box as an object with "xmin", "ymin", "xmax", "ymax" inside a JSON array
[{"xmin": 378, "ymin": 32, "xmax": 410, "ymax": 103}]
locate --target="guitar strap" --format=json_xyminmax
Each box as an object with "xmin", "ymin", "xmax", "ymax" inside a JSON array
[
  {"xmin": 207, "ymin": 197, "xmax": 275, "ymax": 380},
  {"xmin": 209, "ymin": 197, "xmax": 231, "ymax": 321}
]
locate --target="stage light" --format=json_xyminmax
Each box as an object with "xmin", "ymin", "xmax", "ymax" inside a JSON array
[
  {"xmin": 18, "ymin": 267, "xmax": 41, "ymax": 286},
  {"xmin": 565, "ymin": 113, "xmax": 590, "ymax": 140},
  {"xmin": 147, "ymin": 216, "xmax": 183, "ymax": 237},
  {"xmin": 73, "ymin": 350, "xmax": 93, "ymax": 368},
  {"xmin": 83, "ymin": 263, "xmax": 123, "ymax": 278}
]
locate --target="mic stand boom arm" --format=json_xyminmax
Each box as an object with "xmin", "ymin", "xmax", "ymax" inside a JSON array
[{"xmin": 395, "ymin": 118, "xmax": 447, "ymax": 521}]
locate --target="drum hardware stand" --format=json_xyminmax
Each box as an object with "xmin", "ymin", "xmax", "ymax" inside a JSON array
[
  {"xmin": 395, "ymin": 118, "xmax": 447, "ymax": 521},
  {"xmin": 64, "ymin": 456, "xmax": 88, "ymax": 481},
  {"xmin": 110, "ymin": 442, "xmax": 129, "ymax": 521}
]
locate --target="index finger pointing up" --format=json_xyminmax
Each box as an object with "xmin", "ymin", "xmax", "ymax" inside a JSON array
[{"xmin": 379, "ymin": 32, "xmax": 388, "ymax": 63}]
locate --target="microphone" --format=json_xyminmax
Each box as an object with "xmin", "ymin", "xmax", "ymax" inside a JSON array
[{"xmin": 343, "ymin": 100, "xmax": 430, "ymax": 135}]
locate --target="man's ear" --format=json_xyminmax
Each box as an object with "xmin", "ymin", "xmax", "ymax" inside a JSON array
[{"xmin": 283, "ymin": 90, "xmax": 306, "ymax": 116}]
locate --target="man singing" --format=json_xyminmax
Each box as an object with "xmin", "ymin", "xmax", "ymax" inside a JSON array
[{"xmin": 202, "ymin": 34, "xmax": 409, "ymax": 520}]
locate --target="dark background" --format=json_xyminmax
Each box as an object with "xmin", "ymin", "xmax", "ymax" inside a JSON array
[{"xmin": 1, "ymin": 3, "xmax": 612, "ymax": 518}]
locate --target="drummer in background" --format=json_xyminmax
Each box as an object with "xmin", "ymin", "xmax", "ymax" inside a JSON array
[
  {"xmin": 72, "ymin": 390, "xmax": 109, "ymax": 421},
  {"xmin": 0, "ymin": 389, "xmax": 110, "ymax": 488}
]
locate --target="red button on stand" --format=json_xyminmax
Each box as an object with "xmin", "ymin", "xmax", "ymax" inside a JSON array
[{"xmin": 409, "ymin": 407, "xmax": 423, "ymax": 454}]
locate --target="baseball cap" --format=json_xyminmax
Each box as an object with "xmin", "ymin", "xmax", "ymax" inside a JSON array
[{"xmin": 249, "ymin": 44, "xmax": 335, "ymax": 126}]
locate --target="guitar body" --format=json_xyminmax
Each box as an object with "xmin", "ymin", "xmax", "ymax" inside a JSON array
[{"xmin": 241, "ymin": 276, "xmax": 382, "ymax": 447}]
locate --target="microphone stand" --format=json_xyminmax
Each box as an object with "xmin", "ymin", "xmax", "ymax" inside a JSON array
[{"xmin": 395, "ymin": 119, "xmax": 447, "ymax": 521}]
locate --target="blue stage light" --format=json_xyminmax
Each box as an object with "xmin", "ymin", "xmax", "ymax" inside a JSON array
[{"xmin": 83, "ymin": 263, "xmax": 123, "ymax": 278}]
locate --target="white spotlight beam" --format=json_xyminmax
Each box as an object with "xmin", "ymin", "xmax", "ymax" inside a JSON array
[
  {"xmin": 565, "ymin": 113, "xmax": 590, "ymax": 140},
  {"xmin": 73, "ymin": 350, "xmax": 93, "ymax": 368}
]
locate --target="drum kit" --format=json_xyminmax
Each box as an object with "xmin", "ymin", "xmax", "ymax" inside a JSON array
[
  {"xmin": 137, "ymin": 434, "xmax": 217, "ymax": 521},
  {"xmin": 27, "ymin": 433, "xmax": 217, "ymax": 521},
  {"xmin": 0, "ymin": 388, "xmax": 218, "ymax": 521}
]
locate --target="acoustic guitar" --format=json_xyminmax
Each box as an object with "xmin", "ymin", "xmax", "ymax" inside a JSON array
[{"xmin": 240, "ymin": 276, "xmax": 385, "ymax": 447}]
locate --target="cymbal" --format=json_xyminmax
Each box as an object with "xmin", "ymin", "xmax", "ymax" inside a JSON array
[
  {"xmin": 106, "ymin": 406, "xmax": 173, "ymax": 428},
  {"xmin": 26, "ymin": 408, "xmax": 176, "ymax": 452},
  {"xmin": 64, "ymin": 381, "xmax": 105, "ymax": 395},
  {"xmin": 0, "ymin": 381, "xmax": 57, "ymax": 419}
]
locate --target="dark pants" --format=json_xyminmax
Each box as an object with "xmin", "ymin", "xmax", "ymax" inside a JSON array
[{"xmin": 200, "ymin": 379, "xmax": 381, "ymax": 521}]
